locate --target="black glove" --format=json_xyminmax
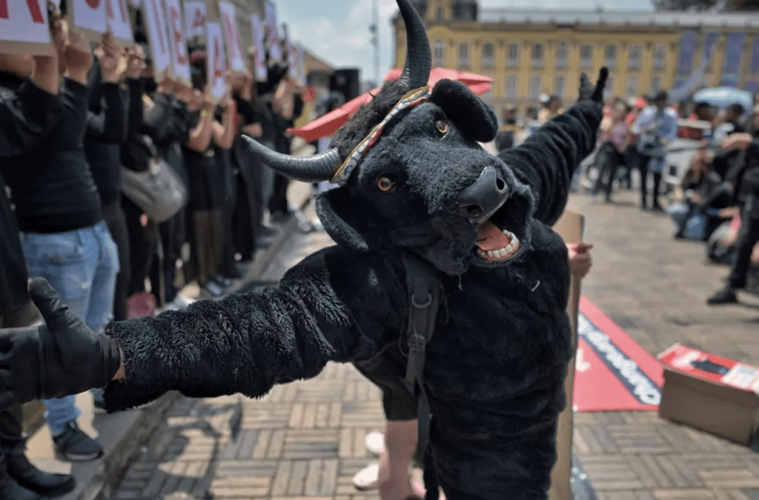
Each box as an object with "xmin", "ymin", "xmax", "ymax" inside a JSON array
[
  {"xmin": 0, "ymin": 278, "xmax": 122, "ymax": 409},
  {"xmin": 579, "ymin": 67, "xmax": 608, "ymax": 105}
]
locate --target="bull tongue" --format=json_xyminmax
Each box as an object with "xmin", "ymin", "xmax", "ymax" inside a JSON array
[{"xmin": 476, "ymin": 221, "xmax": 511, "ymax": 251}]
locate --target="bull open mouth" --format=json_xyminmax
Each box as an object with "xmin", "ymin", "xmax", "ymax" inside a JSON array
[{"xmin": 470, "ymin": 197, "xmax": 527, "ymax": 266}]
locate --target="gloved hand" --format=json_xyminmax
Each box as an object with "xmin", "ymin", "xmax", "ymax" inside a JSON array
[
  {"xmin": 0, "ymin": 278, "xmax": 122, "ymax": 409},
  {"xmin": 579, "ymin": 67, "xmax": 608, "ymax": 105}
]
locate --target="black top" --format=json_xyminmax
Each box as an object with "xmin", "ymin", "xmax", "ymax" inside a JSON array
[
  {"xmin": 85, "ymin": 62, "xmax": 128, "ymax": 207},
  {"xmin": 0, "ymin": 72, "xmax": 102, "ymax": 234},
  {"xmin": 0, "ymin": 74, "xmax": 61, "ymax": 314},
  {"xmin": 183, "ymin": 112, "xmax": 225, "ymax": 211}
]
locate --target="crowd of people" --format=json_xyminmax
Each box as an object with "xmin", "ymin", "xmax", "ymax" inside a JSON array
[
  {"xmin": 0, "ymin": 6, "xmax": 308, "ymax": 498},
  {"xmin": 499, "ymin": 88, "xmax": 759, "ymax": 306}
]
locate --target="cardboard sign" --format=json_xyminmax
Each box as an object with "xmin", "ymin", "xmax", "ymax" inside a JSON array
[
  {"xmin": 184, "ymin": 1, "xmax": 205, "ymax": 44},
  {"xmin": 143, "ymin": 0, "xmax": 172, "ymax": 79},
  {"xmin": 164, "ymin": 0, "xmax": 191, "ymax": 84},
  {"xmin": 264, "ymin": 1, "xmax": 282, "ymax": 62},
  {"xmin": 206, "ymin": 21, "xmax": 227, "ymax": 101},
  {"xmin": 548, "ymin": 211, "xmax": 584, "ymax": 500},
  {"xmin": 105, "ymin": 0, "xmax": 132, "ymax": 45},
  {"xmin": 218, "ymin": 1, "xmax": 245, "ymax": 72},
  {"xmin": 250, "ymin": 14, "xmax": 267, "ymax": 81},
  {"xmin": 70, "ymin": 0, "xmax": 108, "ymax": 41},
  {"xmin": 0, "ymin": 0, "xmax": 54, "ymax": 55}
]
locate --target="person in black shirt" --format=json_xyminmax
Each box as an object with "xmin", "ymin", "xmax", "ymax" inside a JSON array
[
  {"xmin": 0, "ymin": 26, "xmax": 117, "ymax": 463},
  {"xmin": 85, "ymin": 33, "xmax": 129, "ymax": 322},
  {"xmin": 0, "ymin": 44, "xmax": 77, "ymax": 499}
]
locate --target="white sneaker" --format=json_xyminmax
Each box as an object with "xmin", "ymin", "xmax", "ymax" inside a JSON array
[
  {"xmin": 352, "ymin": 461, "xmax": 379, "ymax": 490},
  {"xmin": 365, "ymin": 431, "xmax": 386, "ymax": 456}
]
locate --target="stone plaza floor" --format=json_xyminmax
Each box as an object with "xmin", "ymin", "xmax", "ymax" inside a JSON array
[{"xmin": 110, "ymin": 189, "xmax": 759, "ymax": 500}]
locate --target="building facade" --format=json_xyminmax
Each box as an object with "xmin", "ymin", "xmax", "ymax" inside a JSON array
[{"xmin": 394, "ymin": 1, "xmax": 759, "ymax": 118}]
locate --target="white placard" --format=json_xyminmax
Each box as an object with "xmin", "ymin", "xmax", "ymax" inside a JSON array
[
  {"xmin": 184, "ymin": 1, "xmax": 205, "ymax": 43},
  {"xmin": 206, "ymin": 21, "xmax": 227, "ymax": 101},
  {"xmin": 143, "ymin": 0, "xmax": 172, "ymax": 77},
  {"xmin": 71, "ymin": 0, "xmax": 108, "ymax": 40},
  {"xmin": 0, "ymin": 0, "xmax": 53, "ymax": 55},
  {"xmin": 296, "ymin": 45, "xmax": 306, "ymax": 84},
  {"xmin": 282, "ymin": 24, "xmax": 297, "ymax": 79},
  {"xmin": 164, "ymin": 0, "xmax": 190, "ymax": 83},
  {"xmin": 218, "ymin": 1, "xmax": 245, "ymax": 72},
  {"xmin": 250, "ymin": 14, "xmax": 267, "ymax": 81},
  {"xmin": 264, "ymin": 1, "xmax": 282, "ymax": 62},
  {"xmin": 105, "ymin": 0, "xmax": 133, "ymax": 44},
  {"xmin": 129, "ymin": 0, "xmax": 141, "ymax": 6}
]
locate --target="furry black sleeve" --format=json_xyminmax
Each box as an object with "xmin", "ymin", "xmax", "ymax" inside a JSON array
[
  {"xmin": 498, "ymin": 101, "xmax": 602, "ymax": 226},
  {"xmin": 102, "ymin": 247, "xmax": 407, "ymax": 412}
]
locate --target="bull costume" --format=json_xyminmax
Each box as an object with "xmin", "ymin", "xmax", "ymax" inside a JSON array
[{"xmin": 0, "ymin": 1, "xmax": 607, "ymax": 498}]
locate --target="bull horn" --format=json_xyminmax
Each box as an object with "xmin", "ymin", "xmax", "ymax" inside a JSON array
[
  {"xmin": 242, "ymin": 136, "xmax": 342, "ymax": 183},
  {"xmin": 397, "ymin": 0, "xmax": 431, "ymax": 90}
]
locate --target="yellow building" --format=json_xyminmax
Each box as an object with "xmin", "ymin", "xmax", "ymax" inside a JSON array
[{"xmin": 394, "ymin": 1, "xmax": 759, "ymax": 119}]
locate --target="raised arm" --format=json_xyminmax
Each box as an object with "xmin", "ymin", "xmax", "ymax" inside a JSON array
[
  {"xmin": 498, "ymin": 70, "xmax": 606, "ymax": 226},
  {"xmin": 0, "ymin": 247, "xmax": 406, "ymax": 412}
]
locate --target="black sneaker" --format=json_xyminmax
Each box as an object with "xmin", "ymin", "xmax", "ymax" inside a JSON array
[
  {"xmin": 53, "ymin": 421, "xmax": 103, "ymax": 462},
  {"xmin": 5, "ymin": 451, "xmax": 75, "ymax": 497},
  {"xmin": 707, "ymin": 287, "xmax": 738, "ymax": 305},
  {"xmin": 0, "ymin": 455, "xmax": 43, "ymax": 500}
]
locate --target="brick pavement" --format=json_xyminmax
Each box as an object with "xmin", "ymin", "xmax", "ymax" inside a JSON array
[{"xmin": 111, "ymin": 189, "xmax": 759, "ymax": 500}]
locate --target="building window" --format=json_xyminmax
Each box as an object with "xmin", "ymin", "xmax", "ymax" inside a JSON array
[
  {"xmin": 506, "ymin": 75, "xmax": 518, "ymax": 100},
  {"xmin": 555, "ymin": 41, "xmax": 567, "ymax": 69},
  {"xmin": 651, "ymin": 76, "xmax": 661, "ymax": 93},
  {"xmin": 436, "ymin": 6, "xmax": 444, "ymax": 21},
  {"xmin": 482, "ymin": 43, "xmax": 494, "ymax": 68},
  {"xmin": 653, "ymin": 44, "xmax": 666, "ymax": 70},
  {"xmin": 434, "ymin": 40, "xmax": 445, "ymax": 66},
  {"xmin": 458, "ymin": 42, "xmax": 470, "ymax": 67},
  {"xmin": 507, "ymin": 42, "xmax": 519, "ymax": 67},
  {"xmin": 530, "ymin": 75, "xmax": 542, "ymax": 99},
  {"xmin": 628, "ymin": 44, "xmax": 642, "ymax": 70},
  {"xmin": 532, "ymin": 43, "xmax": 544, "ymax": 68},
  {"xmin": 626, "ymin": 75, "xmax": 638, "ymax": 98},
  {"xmin": 554, "ymin": 76, "xmax": 565, "ymax": 98},
  {"xmin": 580, "ymin": 44, "xmax": 593, "ymax": 69},
  {"xmin": 605, "ymin": 44, "xmax": 617, "ymax": 68}
]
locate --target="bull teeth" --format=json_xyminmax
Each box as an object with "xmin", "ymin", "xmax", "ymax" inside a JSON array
[
  {"xmin": 504, "ymin": 244, "xmax": 513, "ymax": 255},
  {"xmin": 478, "ymin": 249, "xmax": 486, "ymax": 258}
]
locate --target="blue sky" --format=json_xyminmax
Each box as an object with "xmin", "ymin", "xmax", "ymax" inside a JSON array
[{"xmin": 276, "ymin": 0, "xmax": 654, "ymax": 84}]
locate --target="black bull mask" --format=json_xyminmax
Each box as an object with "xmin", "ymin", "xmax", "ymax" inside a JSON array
[{"xmin": 243, "ymin": 0, "xmax": 537, "ymax": 276}]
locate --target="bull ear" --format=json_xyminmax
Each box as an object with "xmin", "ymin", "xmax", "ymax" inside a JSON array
[
  {"xmin": 431, "ymin": 79, "xmax": 498, "ymax": 143},
  {"xmin": 315, "ymin": 189, "xmax": 371, "ymax": 252}
]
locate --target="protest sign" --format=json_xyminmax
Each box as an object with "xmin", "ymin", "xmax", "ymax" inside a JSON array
[
  {"xmin": 282, "ymin": 24, "xmax": 298, "ymax": 80},
  {"xmin": 218, "ymin": 1, "xmax": 245, "ymax": 72},
  {"xmin": 250, "ymin": 14, "xmax": 267, "ymax": 81},
  {"xmin": 70, "ymin": 0, "xmax": 108, "ymax": 42},
  {"xmin": 184, "ymin": 1, "xmax": 205, "ymax": 45},
  {"xmin": 105, "ymin": 0, "xmax": 133, "ymax": 45},
  {"xmin": 264, "ymin": 1, "xmax": 282, "ymax": 62},
  {"xmin": 0, "ymin": 0, "xmax": 54, "ymax": 55},
  {"xmin": 164, "ymin": 0, "xmax": 191, "ymax": 83},
  {"xmin": 143, "ymin": 0, "xmax": 172, "ymax": 79},
  {"xmin": 206, "ymin": 21, "xmax": 227, "ymax": 102}
]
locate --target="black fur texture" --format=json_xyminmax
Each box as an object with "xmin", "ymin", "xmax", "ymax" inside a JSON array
[{"xmin": 104, "ymin": 73, "xmax": 604, "ymax": 499}]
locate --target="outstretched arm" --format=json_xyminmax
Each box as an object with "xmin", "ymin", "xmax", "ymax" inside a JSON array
[
  {"xmin": 499, "ymin": 70, "xmax": 607, "ymax": 226},
  {"xmin": 0, "ymin": 248, "xmax": 406, "ymax": 412}
]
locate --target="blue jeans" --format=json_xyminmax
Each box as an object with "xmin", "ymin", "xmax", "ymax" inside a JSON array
[{"xmin": 21, "ymin": 221, "xmax": 119, "ymax": 435}]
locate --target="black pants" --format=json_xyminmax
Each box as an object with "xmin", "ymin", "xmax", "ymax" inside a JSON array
[
  {"xmin": 269, "ymin": 173, "xmax": 291, "ymax": 216},
  {"xmin": 149, "ymin": 207, "xmax": 185, "ymax": 306},
  {"xmin": 232, "ymin": 172, "xmax": 257, "ymax": 262},
  {"xmin": 102, "ymin": 199, "xmax": 130, "ymax": 321},
  {"xmin": 122, "ymin": 197, "xmax": 157, "ymax": 296},
  {"xmin": 729, "ymin": 203, "xmax": 759, "ymax": 289},
  {"xmin": 638, "ymin": 155, "xmax": 663, "ymax": 208},
  {"xmin": 0, "ymin": 301, "xmax": 39, "ymax": 443},
  {"xmin": 592, "ymin": 144, "xmax": 623, "ymax": 201}
]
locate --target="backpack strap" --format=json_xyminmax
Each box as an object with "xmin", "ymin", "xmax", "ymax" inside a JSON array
[{"xmin": 400, "ymin": 252, "xmax": 442, "ymax": 499}]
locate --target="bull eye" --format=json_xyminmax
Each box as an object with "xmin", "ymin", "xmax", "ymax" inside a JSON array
[
  {"xmin": 435, "ymin": 119, "xmax": 449, "ymax": 135},
  {"xmin": 377, "ymin": 176, "xmax": 395, "ymax": 192}
]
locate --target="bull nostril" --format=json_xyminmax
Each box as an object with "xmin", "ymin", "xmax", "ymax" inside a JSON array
[
  {"xmin": 467, "ymin": 205, "xmax": 483, "ymax": 217},
  {"xmin": 496, "ymin": 177, "xmax": 506, "ymax": 191}
]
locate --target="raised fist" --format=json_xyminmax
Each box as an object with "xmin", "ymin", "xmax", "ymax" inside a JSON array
[
  {"xmin": 126, "ymin": 45, "xmax": 146, "ymax": 80},
  {"xmin": 0, "ymin": 279, "xmax": 122, "ymax": 410},
  {"xmin": 99, "ymin": 31, "xmax": 121, "ymax": 83},
  {"xmin": 63, "ymin": 29, "xmax": 93, "ymax": 83},
  {"xmin": 579, "ymin": 67, "xmax": 608, "ymax": 105}
]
